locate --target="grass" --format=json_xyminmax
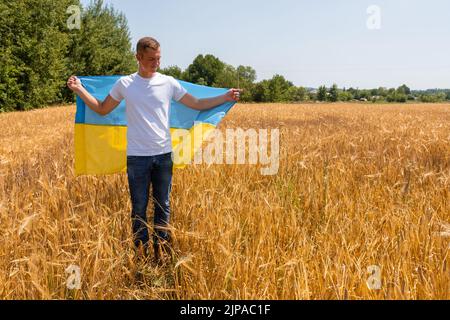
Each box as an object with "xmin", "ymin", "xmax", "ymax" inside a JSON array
[{"xmin": 0, "ymin": 102, "xmax": 448, "ymax": 299}]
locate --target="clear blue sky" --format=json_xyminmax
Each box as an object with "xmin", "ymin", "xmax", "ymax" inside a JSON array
[{"xmin": 81, "ymin": 0, "xmax": 450, "ymax": 89}]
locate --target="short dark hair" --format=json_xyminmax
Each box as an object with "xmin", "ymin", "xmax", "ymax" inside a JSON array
[{"xmin": 136, "ymin": 37, "xmax": 160, "ymax": 53}]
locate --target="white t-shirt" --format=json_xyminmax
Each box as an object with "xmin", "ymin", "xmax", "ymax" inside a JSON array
[{"xmin": 109, "ymin": 72, "xmax": 187, "ymax": 156}]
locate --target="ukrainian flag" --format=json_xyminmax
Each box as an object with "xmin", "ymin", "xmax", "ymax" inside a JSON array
[{"xmin": 74, "ymin": 76, "xmax": 236, "ymax": 176}]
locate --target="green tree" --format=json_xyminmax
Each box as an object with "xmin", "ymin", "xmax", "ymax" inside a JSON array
[
  {"xmin": 184, "ymin": 54, "xmax": 225, "ymax": 86},
  {"xmin": 317, "ymin": 86, "xmax": 327, "ymax": 101},
  {"xmin": 328, "ymin": 84, "xmax": 339, "ymax": 102},
  {"xmin": 235, "ymin": 65, "xmax": 257, "ymax": 102},
  {"xmin": 237, "ymin": 65, "xmax": 257, "ymax": 84},
  {"xmin": 251, "ymin": 76, "xmax": 293, "ymax": 103},
  {"xmin": 396, "ymin": 94, "xmax": 407, "ymax": 103},
  {"xmin": 68, "ymin": 0, "xmax": 135, "ymax": 77},
  {"xmin": 252, "ymin": 80, "xmax": 270, "ymax": 102},
  {"xmin": 377, "ymin": 87, "xmax": 388, "ymax": 97},
  {"xmin": 397, "ymin": 84, "xmax": 411, "ymax": 95},
  {"xmin": 214, "ymin": 64, "xmax": 238, "ymax": 88},
  {"xmin": 359, "ymin": 90, "xmax": 371, "ymax": 100},
  {"xmin": 419, "ymin": 94, "xmax": 443, "ymax": 103},
  {"xmin": 0, "ymin": 0, "xmax": 136, "ymax": 111},
  {"xmin": 338, "ymin": 91, "xmax": 353, "ymax": 101},
  {"xmin": 268, "ymin": 75, "xmax": 293, "ymax": 102},
  {"xmin": 286, "ymin": 86, "xmax": 308, "ymax": 102},
  {"xmin": 347, "ymin": 87, "xmax": 359, "ymax": 100},
  {"xmin": 0, "ymin": 0, "xmax": 77, "ymax": 111},
  {"xmin": 159, "ymin": 65, "xmax": 183, "ymax": 79}
]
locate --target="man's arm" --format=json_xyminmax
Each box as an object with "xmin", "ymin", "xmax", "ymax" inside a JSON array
[
  {"xmin": 67, "ymin": 76, "xmax": 120, "ymax": 116},
  {"xmin": 179, "ymin": 89, "xmax": 242, "ymax": 111}
]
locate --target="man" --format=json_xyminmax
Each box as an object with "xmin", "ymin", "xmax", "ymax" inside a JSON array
[{"xmin": 67, "ymin": 37, "xmax": 241, "ymax": 264}]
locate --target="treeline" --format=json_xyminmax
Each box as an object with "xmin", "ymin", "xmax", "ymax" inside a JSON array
[
  {"xmin": 0, "ymin": 0, "xmax": 135, "ymax": 112},
  {"xmin": 161, "ymin": 59, "xmax": 450, "ymax": 104},
  {"xmin": 1, "ymin": 1, "xmax": 449, "ymax": 112}
]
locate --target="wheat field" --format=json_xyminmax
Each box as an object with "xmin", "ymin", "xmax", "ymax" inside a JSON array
[{"xmin": 0, "ymin": 103, "xmax": 448, "ymax": 300}]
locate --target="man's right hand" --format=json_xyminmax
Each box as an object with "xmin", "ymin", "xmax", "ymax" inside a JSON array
[
  {"xmin": 67, "ymin": 75, "xmax": 121, "ymax": 116},
  {"xmin": 67, "ymin": 76, "xmax": 83, "ymax": 93}
]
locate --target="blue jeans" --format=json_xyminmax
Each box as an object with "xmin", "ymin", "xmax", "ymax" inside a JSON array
[{"xmin": 127, "ymin": 152, "xmax": 173, "ymax": 253}]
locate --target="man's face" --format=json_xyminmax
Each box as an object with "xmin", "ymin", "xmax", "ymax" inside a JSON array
[{"xmin": 136, "ymin": 48, "xmax": 161, "ymax": 73}]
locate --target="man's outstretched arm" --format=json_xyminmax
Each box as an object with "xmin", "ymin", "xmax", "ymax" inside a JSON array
[
  {"xmin": 179, "ymin": 89, "xmax": 242, "ymax": 111},
  {"xmin": 67, "ymin": 76, "xmax": 120, "ymax": 116}
]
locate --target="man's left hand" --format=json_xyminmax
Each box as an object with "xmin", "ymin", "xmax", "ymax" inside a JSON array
[{"xmin": 225, "ymin": 89, "xmax": 243, "ymax": 102}]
